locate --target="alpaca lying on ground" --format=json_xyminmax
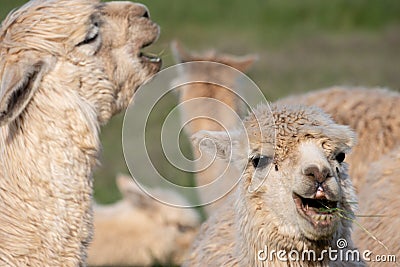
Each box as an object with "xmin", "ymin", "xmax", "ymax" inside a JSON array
[
  {"xmin": 172, "ymin": 41, "xmax": 257, "ymax": 214},
  {"xmin": 277, "ymin": 87, "xmax": 400, "ymax": 190},
  {"xmin": 353, "ymin": 147, "xmax": 400, "ymax": 265},
  {"xmin": 185, "ymin": 104, "xmax": 364, "ymax": 266},
  {"xmin": 0, "ymin": 0, "xmax": 161, "ymax": 265},
  {"xmin": 88, "ymin": 174, "xmax": 200, "ymax": 266}
]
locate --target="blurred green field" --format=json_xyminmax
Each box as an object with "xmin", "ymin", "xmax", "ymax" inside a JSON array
[{"xmin": 1, "ymin": 0, "xmax": 399, "ymax": 204}]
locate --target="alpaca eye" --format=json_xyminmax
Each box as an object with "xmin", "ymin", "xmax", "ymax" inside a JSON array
[
  {"xmin": 335, "ymin": 152, "xmax": 345, "ymax": 163},
  {"xmin": 77, "ymin": 22, "xmax": 100, "ymax": 47},
  {"xmin": 251, "ymin": 155, "xmax": 271, "ymax": 169},
  {"xmin": 77, "ymin": 30, "xmax": 99, "ymax": 46}
]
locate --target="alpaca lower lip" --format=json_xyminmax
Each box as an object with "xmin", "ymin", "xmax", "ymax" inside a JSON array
[
  {"xmin": 293, "ymin": 193, "xmax": 338, "ymax": 227},
  {"xmin": 139, "ymin": 52, "xmax": 161, "ymax": 63}
]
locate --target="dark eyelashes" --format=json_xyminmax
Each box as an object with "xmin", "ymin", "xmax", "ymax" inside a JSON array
[{"xmin": 77, "ymin": 32, "xmax": 99, "ymax": 46}]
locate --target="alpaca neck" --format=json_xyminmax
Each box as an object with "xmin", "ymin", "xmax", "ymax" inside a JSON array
[
  {"xmin": 0, "ymin": 86, "xmax": 100, "ymax": 189},
  {"xmin": 0, "ymin": 85, "xmax": 100, "ymax": 264}
]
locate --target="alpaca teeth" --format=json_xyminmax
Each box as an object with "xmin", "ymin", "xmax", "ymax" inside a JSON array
[
  {"xmin": 305, "ymin": 204, "xmax": 309, "ymax": 211},
  {"xmin": 312, "ymin": 215, "xmax": 322, "ymax": 221},
  {"xmin": 149, "ymin": 57, "xmax": 161, "ymax": 63}
]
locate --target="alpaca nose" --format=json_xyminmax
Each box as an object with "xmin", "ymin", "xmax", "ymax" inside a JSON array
[{"xmin": 303, "ymin": 164, "xmax": 331, "ymax": 183}]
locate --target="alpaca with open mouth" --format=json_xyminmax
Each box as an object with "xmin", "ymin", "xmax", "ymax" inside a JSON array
[
  {"xmin": 185, "ymin": 104, "xmax": 365, "ymax": 266},
  {"xmin": 0, "ymin": 0, "xmax": 161, "ymax": 265}
]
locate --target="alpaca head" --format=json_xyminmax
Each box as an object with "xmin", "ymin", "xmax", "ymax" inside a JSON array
[
  {"xmin": 192, "ymin": 104, "xmax": 357, "ymax": 241},
  {"xmin": 0, "ymin": 0, "xmax": 161, "ymax": 126},
  {"xmin": 171, "ymin": 40, "xmax": 256, "ymax": 72},
  {"xmin": 171, "ymin": 41, "xmax": 257, "ymax": 135},
  {"xmin": 171, "ymin": 40, "xmax": 256, "ymax": 92}
]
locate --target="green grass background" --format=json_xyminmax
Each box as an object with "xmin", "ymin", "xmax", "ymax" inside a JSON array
[{"xmin": 1, "ymin": 0, "xmax": 399, "ymax": 204}]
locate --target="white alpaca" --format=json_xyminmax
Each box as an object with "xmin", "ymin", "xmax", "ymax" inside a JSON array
[
  {"xmin": 185, "ymin": 104, "xmax": 364, "ymax": 266},
  {"xmin": 88, "ymin": 174, "xmax": 200, "ymax": 266},
  {"xmin": 0, "ymin": 0, "xmax": 161, "ymax": 265}
]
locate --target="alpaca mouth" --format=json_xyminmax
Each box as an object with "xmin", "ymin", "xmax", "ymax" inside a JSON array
[
  {"xmin": 293, "ymin": 193, "xmax": 338, "ymax": 227},
  {"xmin": 139, "ymin": 39, "xmax": 162, "ymax": 67},
  {"xmin": 139, "ymin": 51, "xmax": 161, "ymax": 63}
]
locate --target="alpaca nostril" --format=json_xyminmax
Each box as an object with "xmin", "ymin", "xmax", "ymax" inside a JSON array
[
  {"xmin": 303, "ymin": 165, "xmax": 331, "ymax": 183},
  {"xmin": 303, "ymin": 165, "xmax": 318, "ymax": 178},
  {"xmin": 142, "ymin": 11, "xmax": 149, "ymax": 18}
]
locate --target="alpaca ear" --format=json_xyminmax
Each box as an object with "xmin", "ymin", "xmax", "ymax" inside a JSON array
[
  {"xmin": 221, "ymin": 54, "xmax": 258, "ymax": 73},
  {"xmin": 0, "ymin": 54, "xmax": 52, "ymax": 126},
  {"xmin": 191, "ymin": 130, "xmax": 241, "ymax": 160},
  {"xmin": 116, "ymin": 174, "xmax": 152, "ymax": 208},
  {"xmin": 334, "ymin": 125, "xmax": 357, "ymax": 150}
]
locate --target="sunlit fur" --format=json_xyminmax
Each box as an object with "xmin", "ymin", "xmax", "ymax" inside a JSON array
[
  {"xmin": 0, "ymin": 0, "xmax": 160, "ymax": 265},
  {"xmin": 185, "ymin": 104, "xmax": 364, "ymax": 266}
]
